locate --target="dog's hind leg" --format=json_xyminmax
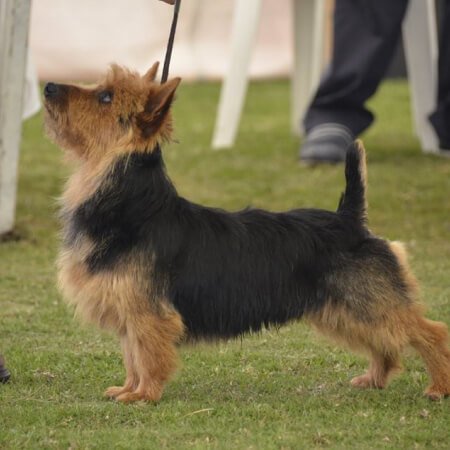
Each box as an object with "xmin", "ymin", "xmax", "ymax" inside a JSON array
[
  {"xmin": 388, "ymin": 242, "xmax": 450, "ymax": 399},
  {"xmin": 408, "ymin": 313, "xmax": 450, "ymax": 400},
  {"xmin": 348, "ymin": 305, "xmax": 450, "ymax": 399},
  {"xmin": 115, "ymin": 309, "xmax": 184, "ymax": 403},
  {"xmin": 351, "ymin": 350, "xmax": 402, "ymax": 389},
  {"xmin": 308, "ymin": 296, "xmax": 410, "ymax": 391}
]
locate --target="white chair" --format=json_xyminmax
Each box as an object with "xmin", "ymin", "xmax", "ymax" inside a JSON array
[
  {"xmin": 22, "ymin": 50, "xmax": 41, "ymax": 121},
  {"xmin": 212, "ymin": 0, "xmax": 326, "ymax": 149},
  {"xmin": 213, "ymin": 0, "xmax": 440, "ymax": 154},
  {"xmin": 402, "ymin": 0, "xmax": 439, "ymax": 153},
  {"xmin": 0, "ymin": 0, "xmax": 32, "ymax": 235}
]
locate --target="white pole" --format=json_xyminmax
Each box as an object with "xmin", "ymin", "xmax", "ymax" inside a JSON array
[
  {"xmin": 211, "ymin": 0, "xmax": 262, "ymax": 150},
  {"xmin": 291, "ymin": 0, "xmax": 326, "ymax": 136},
  {"xmin": 0, "ymin": 0, "xmax": 32, "ymax": 235},
  {"xmin": 402, "ymin": 0, "xmax": 439, "ymax": 153}
]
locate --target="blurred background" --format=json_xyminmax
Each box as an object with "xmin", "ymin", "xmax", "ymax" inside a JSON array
[{"xmin": 30, "ymin": 0, "xmax": 331, "ymax": 81}]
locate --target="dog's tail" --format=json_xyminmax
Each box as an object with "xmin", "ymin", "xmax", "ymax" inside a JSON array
[{"xmin": 337, "ymin": 139, "xmax": 367, "ymax": 225}]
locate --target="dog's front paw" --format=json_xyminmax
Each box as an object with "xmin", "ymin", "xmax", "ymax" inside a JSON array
[
  {"xmin": 424, "ymin": 384, "xmax": 450, "ymax": 401},
  {"xmin": 351, "ymin": 374, "xmax": 373, "ymax": 388},
  {"xmin": 351, "ymin": 373, "xmax": 385, "ymax": 389},
  {"xmin": 105, "ymin": 385, "xmax": 130, "ymax": 399},
  {"xmin": 115, "ymin": 389, "xmax": 162, "ymax": 403}
]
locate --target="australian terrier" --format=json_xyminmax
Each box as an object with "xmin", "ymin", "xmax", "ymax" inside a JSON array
[{"xmin": 43, "ymin": 63, "xmax": 450, "ymax": 403}]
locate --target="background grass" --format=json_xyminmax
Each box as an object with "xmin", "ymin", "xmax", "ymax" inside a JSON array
[{"xmin": 1, "ymin": 80, "xmax": 449, "ymax": 449}]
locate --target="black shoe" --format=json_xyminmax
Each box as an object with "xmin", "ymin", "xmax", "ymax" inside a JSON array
[
  {"xmin": 299, "ymin": 123, "xmax": 354, "ymax": 164},
  {"xmin": 0, "ymin": 355, "xmax": 10, "ymax": 383},
  {"xmin": 437, "ymin": 139, "xmax": 450, "ymax": 157},
  {"xmin": 437, "ymin": 148, "xmax": 450, "ymax": 158},
  {"xmin": 428, "ymin": 113, "xmax": 450, "ymax": 156}
]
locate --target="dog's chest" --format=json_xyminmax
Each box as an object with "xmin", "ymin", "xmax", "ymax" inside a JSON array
[
  {"xmin": 57, "ymin": 215, "xmax": 156, "ymax": 332},
  {"xmin": 57, "ymin": 231, "xmax": 123, "ymax": 330}
]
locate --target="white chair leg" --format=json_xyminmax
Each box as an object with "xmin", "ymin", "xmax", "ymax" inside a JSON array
[
  {"xmin": 0, "ymin": 0, "xmax": 32, "ymax": 235},
  {"xmin": 22, "ymin": 49, "xmax": 41, "ymax": 120},
  {"xmin": 402, "ymin": 0, "xmax": 439, "ymax": 153},
  {"xmin": 212, "ymin": 0, "xmax": 262, "ymax": 150},
  {"xmin": 291, "ymin": 0, "xmax": 326, "ymax": 136}
]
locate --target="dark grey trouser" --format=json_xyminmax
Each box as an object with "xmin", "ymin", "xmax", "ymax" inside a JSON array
[
  {"xmin": 303, "ymin": 0, "xmax": 450, "ymax": 145},
  {"xmin": 430, "ymin": 0, "xmax": 450, "ymax": 146}
]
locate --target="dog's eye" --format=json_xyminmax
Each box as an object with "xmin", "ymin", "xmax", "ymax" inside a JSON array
[{"xmin": 98, "ymin": 91, "xmax": 113, "ymax": 104}]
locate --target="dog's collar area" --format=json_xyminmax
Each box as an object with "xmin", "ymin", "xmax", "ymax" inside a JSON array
[{"xmin": 116, "ymin": 148, "xmax": 163, "ymax": 168}]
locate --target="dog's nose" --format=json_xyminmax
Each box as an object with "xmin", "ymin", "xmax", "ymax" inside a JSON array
[{"xmin": 44, "ymin": 82, "xmax": 59, "ymax": 98}]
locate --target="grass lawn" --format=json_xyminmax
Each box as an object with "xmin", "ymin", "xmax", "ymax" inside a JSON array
[{"xmin": 1, "ymin": 79, "xmax": 449, "ymax": 449}]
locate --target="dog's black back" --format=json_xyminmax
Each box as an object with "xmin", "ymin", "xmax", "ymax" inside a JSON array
[{"xmin": 166, "ymin": 202, "xmax": 367, "ymax": 338}]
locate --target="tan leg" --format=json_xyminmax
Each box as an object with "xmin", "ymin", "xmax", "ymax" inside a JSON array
[
  {"xmin": 307, "ymin": 302, "xmax": 405, "ymax": 391},
  {"xmin": 116, "ymin": 311, "xmax": 184, "ymax": 403},
  {"xmin": 351, "ymin": 351, "xmax": 402, "ymax": 389},
  {"xmin": 105, "ymin": 335, "xmax": 139, "ymax": 399},
  {"xmin": 410, "ymin": 317, "xmax": 450, "ymax": 400}
]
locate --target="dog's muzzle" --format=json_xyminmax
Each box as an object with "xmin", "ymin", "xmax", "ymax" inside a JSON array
[
  {"xmin": 44, "ymin": 82, "xmax": 70, "ymax": 104},
  {"xmin": 44, "ymin": 82, "xmax": 60, "ymax": 98}
]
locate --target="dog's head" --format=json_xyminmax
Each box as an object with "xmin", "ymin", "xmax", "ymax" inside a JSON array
[{"xmin": 44, "ymin": 63, "xmax": 181, "ymax": 160}]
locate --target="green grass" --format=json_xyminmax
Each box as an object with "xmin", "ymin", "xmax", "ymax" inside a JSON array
[{"xmin": 1, "ymin": 80, "xmax": 449, "ymax": 449}]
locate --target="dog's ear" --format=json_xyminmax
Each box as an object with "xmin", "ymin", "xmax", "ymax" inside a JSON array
[
  {"xmin": 142, "ymin": 61, "xmax": 160, "ymax": 83},
  {"xmin": 136, "ymin": 77, "xmax": 181, "ymax": 138}
]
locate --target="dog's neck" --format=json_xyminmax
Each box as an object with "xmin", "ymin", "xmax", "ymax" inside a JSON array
[
  {"xmin": 61, "ymin": 147, "xmax": 179, "ymax": 250},
  {"xmin": 111, "ymin": 147, "xmax": 179, "ymax": 210},
  {"xmin": 63, "ymin": 146, "xmax": 176, "ymax": 208}
]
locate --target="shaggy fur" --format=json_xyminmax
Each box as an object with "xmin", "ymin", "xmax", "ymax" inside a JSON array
[{"xmin": 43, "ymin": 63, "xmax": 450, "ymax": 403}]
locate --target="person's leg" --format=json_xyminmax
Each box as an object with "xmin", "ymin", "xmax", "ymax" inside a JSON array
[
  {"xmin": 300, "ymin": 0, "xmax": 409, "ymax": 163},
  {"xmin": 429, "ymin": 0, "xmax": 450, "ymax": 151}
]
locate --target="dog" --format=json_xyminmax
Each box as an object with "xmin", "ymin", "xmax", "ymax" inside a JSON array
[{"xmin": 43, "ymin": 63, "xmax": 450, "ymax": 403}]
